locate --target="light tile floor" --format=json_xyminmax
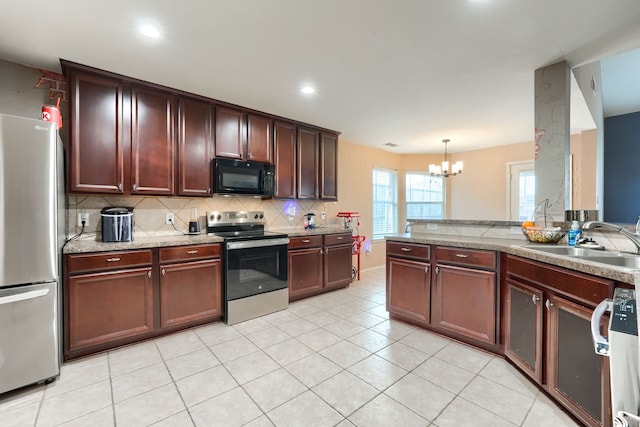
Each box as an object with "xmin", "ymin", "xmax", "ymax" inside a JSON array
[{"xmin": 0, "ymin": 266, "xmax": 581, "ymax": 427}]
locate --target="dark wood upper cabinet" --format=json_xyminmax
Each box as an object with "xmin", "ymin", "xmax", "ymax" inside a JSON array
[
  {"xmin": 68, "ymin": 71, "xmax": 126, "ymax": 194},
  {"xmin": 246, "ymin": 113, "xmax": 272, "ymax": 163},
  {"xmin": 297, "ymin": 127, "xmax": 319, "ymax": 199},
  {"xmin": 320, "ymin": 132, "xmax": 338, "ymax": 200},
  {"xmin": 63, "ymin": 61, "xmax": 339, "ymax": 198},
  {"xmin": 131, "ymin": 86, "xmax": 175, "ymax": 195},
  {"xmin": 178, "ymin": 98, "xmax": 214, "ymax": 196},
  {"xmin": 273, "ymin": 121, "xmax": 296, "ymax": 198},
  {"xmin": 215, "ymin": 106, "xmax": 245, "ymax": 159}
]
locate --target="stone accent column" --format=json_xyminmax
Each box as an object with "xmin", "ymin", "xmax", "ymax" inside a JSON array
[{"xmin": 534, "ymin": 61, "xmax": 571, "ymax": 221}]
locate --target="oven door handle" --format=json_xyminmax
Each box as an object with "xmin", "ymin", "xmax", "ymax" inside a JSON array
[{"xmin": 227, "ymin": 238, "xmax": 290, "ymax": 250}]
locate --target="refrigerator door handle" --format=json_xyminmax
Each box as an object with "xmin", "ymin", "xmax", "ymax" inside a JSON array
[
  {"xmin": 0, "ymin": 286, "xmax": 50, "ymax": 305},
  {"xmin": 591, "ymin": 298, "xmax": 612, "ymax": 356}
]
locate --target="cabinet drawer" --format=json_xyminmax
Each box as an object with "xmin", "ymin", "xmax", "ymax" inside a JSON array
[
  {"xmin": 435, "ymin": 246, "xmax": 495, "ymax": 270},
  {"xmin": 289, "ymin": 235, "xmax": 323, "ymax": 249},
  {"xmin": 505, "ymin": 255, "xmax": 613, "ymax": 306},
  {"xmin": 67, "ymin": 250, "xmax": 152, "ymax": 274},
  {"xmin": 386, "ymin": 241, "xmax": 430, "ymax": 261},
  {"xmin": 159, "ymin": 244, "xmax": 221, "ymax": 263},
  {"xmin": 324, "ymin": 233, "xmax": 352, "ymax": 246}
]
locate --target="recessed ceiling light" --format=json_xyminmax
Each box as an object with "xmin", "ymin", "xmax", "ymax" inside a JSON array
[
  {"xmin": 139, "ymin": 24, "xmax": 160, "ymax": 38},
  {"xmin": 301, "ymin": 86, "xmax": 315, "ymax": 95}
]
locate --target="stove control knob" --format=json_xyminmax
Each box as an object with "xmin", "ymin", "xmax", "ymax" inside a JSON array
[
  {"xmin": 254, "ymin": 214, "xmax": 259, "ymax": 219},
  {"xmin": 259, "ymin": 214, "xmax": 264, "ymax": 219},
  {"xmin": 216, "ymin": 214, "xmax": 222, "ymax": 221}
]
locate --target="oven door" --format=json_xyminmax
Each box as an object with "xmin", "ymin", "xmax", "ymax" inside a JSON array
[{"xmin": 225, "ymin": 238, "xmax": 289, "ymax": 301}]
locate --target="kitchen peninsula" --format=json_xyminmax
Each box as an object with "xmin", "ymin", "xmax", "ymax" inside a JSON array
[{"xmin": 385, "ymin": 219, "xmax": 639, "ymax": 427}]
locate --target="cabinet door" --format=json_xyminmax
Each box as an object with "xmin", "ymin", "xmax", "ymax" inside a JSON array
[
  {"xmin": 289, "ymin": 247, "xmax": 323, "ymax": 299},
  {"xmin": 68, "ymin": 71, "xmax": 125, "ymax": 193},
  {"xmin": 324, "ymin": 243, "xmax": 352, "ymax": 288},
  {"xmin": 432, "ymin": 264, "xmax": 496, "ymax": 344},
  {"xmin": 273, "ymin": 121, "xmax": 296, "ymax": 198},
  {"xmin": 177, "ymin": 98, "xmax": 214, "ymax": 196},
  {"xmin": 546, "ymin": 294, "xmax": 611, "ymax": 427},
  {"xmin": 246, "ymin": 114, "xmax": 272, "ymax": 163},
  {"xmin": 215, "ymin": 106, "xmax": 245, "ymax": 159},
  {"xmin": 386, "ymin": 256, "xmax": 430, "ymax": 324},
  {"xmin": 131, "ymin": 86, "xmax": 175, "ymax": 195},
  {"xmin": 67, "ymin": 268, "xmax": 153, "ymax": 355},
  {"xmin": 297, "ymin": 127, "xmax": 319, "ymax": 199},
  {"xmin": 319, "ymin": 132, "xmax": 338, "ymax": 201},
  {"xmin": 504, "ymin": 278, "xmax": 544, "ymax": 383},
  {"xmin": 159, "ymin": 259, "xmax": 222, "ymax": 328}
]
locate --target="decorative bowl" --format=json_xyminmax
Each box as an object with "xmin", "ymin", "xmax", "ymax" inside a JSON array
[{"xmin": 522, "ymin": 227, "xmax": 567, "ymax": 244}]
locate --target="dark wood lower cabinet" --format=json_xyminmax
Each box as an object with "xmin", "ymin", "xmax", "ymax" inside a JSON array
[
  {"xmin": 288, "ymin": 233, "xmax": 353, "ymax": 301},
  {"xmin": 67, "ymin": 267, "xmax": 153, "ymax": 355},
  {"xmin": 546, "ymin": 293, "xmax": 611, "ymax": 427},
  {"xmin": 289, "ymin": 247, "xmax": 323, "ymax": 299},
  {"xmin": 159, "ymin": 259, "xmax": 222, "ymax": 328},
  {"xmin": 504, "ymin": 278, "xmax": 544, "ymax": 383},
  {"xmin": 64, "ymin": 244, "xmax": 223, "ymax": 360},
  {"xmin": 432, "ymin": 264, "xmax": 496, "ymax": 344},
  {"xmin": 386, "ymin": 256, "xmax": 430, "ymax": 323},
  {"xmin": 503, "ymin": 254, "xmax": 613, "ymax": 427}
]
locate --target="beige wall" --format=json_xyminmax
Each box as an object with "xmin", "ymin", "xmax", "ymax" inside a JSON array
[
  {"xmin": 398, "ymin": 141, "xmax": 534, "ymax": 220},
  {"xmin": 570, "ymin": 129, "xmax": 597, "ymax": 210},
  {"xmin": 337, "ymin": 140, "xmax": 402, "ymax": 271}
]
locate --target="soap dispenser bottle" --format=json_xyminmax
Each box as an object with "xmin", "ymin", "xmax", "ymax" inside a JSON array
[{"xmin": 567, "ymin": 220, "xmax": 581, "ymax": 246}]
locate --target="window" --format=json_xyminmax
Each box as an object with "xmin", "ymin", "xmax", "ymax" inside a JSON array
[
  {"xmin": 372, "ymin": 168, "xmax": 398, "ymax": 239},
  {"xmin": 406, "ymin": 172, "xmax": 445, "ymax": 219}
]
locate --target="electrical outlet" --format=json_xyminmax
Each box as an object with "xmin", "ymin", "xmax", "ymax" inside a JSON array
[
  {"xmin": 321, "ymin": 211, "xmax": 326, "ymax": 220},
  {"xmin": 166, "ymin": 213, "xmax": 175, "ymax": 225},
  {"xmin": 427, "ymin": 223, "xmax": 438, "ymax": 231},
  {"xmin": 77, "ymin": 212, "xmax": 89, "ymax": 227}
]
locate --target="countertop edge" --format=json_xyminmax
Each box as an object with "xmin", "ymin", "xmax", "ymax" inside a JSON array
[
  {"xmin": 385, "ymin": 233, "xmax": 639, "ymax": 284},
  {"xmin": 63, "ymin": 227, "xmax": 352, "ymax": 254}
]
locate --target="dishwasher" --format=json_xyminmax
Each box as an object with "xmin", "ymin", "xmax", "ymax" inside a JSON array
[{"xmin": 591, "ymin": 288, "xmax": 640, "ymax": 427}]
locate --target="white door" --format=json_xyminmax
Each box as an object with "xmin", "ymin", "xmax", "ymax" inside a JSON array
[{"xmin": 508, "ymin": 162, "xmax": 535, "ymax": 221}]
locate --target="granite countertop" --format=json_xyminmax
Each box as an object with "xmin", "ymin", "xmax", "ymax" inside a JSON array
[
  {"xmin": 63, "ymin": 227, "xmax": 352, "ymax": 254},
  {"xmin": 385, "ymin": 233, "xmax": 640, "ymax": 284}
]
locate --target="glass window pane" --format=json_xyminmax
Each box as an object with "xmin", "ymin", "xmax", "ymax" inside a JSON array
[
  {"xmin": 373, "ymin": 168, "xmax": 398, "ymax": 239},
  {"xmin": 406, "ymin": 172, "xmax": 444, "ymax": 219}
]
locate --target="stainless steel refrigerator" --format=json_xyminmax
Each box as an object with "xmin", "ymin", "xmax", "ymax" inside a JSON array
[{"xmin": 0, "ymin": 113, "xmax": 65, "ymax": 394}]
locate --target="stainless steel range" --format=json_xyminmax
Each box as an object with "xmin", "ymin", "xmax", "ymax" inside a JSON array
[{"xmin": 207, "ymin": 211, "xmax": 289, "ymax": 325}]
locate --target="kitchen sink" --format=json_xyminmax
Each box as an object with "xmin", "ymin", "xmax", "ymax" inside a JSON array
[
  {"xmin": 524, "ymin": 246, "xmax": 598, "ymax": 257},
  {"xmin": 524, "ymin": 245, "xmax": 640, "ymax": 270},
  {"xmin": 581, "ymin": 254, "xmax": 640, "ymax": 269}
]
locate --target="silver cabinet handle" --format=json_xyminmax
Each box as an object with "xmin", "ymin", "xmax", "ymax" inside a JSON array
[
  {"xmin": 531, "ymin": 294, "xmax": 540, "ymax": 305},
  {"xmin": 118, "ymin": 183, "xmax": 123, "ymax": 192},
  {"xmin": 425, "ymin": 265, "xmax": 430, "ymax": 273},
  {"xmin": 336, "ymin": 236, "xmax": 344, "ymax": 240},
  {"xmin": 106, "ymin": 257, "xmax": 121, "ymax": 262},
  {"xmin": 147, "ymin": 271, "xmax": 151, "ymax": 278},
  {"xmin": 187, "ymin": 250, "xmax": 198, "ymax": 254},
  {"xmin": 302, "ymin": 239, "xmax": 311, "ymax": 243},
  {"xmin": 132, "ymin": 184, "xmax": 138, "ymax": 192},
  {"xmin": 455, "ymin": 254, "xmax": 469, "ymax": 258},
  {"xmin": 400, "ymin": 247, "xmax": 411, "ymax": 252},
  {"xmin": 545, "ymin": 299, "xmax": 553, "ymax": 310},
  {"xmin": 435, "ymin": 266, "xmax": 440, "ymax": 274},
  {"xmin": 162, "ymin": 268, "xmax": 165, "ymax": 276}
]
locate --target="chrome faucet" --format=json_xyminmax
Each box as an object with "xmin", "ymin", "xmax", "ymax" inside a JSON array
[{"xmin": 582, "ymin": 221, "xmax": 640, "ymax": 254}]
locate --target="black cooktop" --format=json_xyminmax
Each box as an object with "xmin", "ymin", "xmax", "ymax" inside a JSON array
[{"xmin": 207, "ymin": 224, "xmax": 287, "ymax": 241}]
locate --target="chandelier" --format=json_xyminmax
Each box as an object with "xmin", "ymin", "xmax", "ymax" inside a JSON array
[{"xmin": 428, "ymin": 139, "xmax": 463, "ymax": 177}]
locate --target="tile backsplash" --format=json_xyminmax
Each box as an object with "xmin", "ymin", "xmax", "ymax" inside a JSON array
[{"xmin": 68, "ymin": 195, "xmax": 341, "ymax": 240}]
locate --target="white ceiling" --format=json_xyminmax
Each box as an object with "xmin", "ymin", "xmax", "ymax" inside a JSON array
[{"xmin": 1, "ymin": 0, "xmax": 640, "ymax": 154}]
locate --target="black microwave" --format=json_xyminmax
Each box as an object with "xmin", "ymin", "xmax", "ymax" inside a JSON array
[{"xmin": 213, "ymin": 157, "xmax": 275, "ymax": 196}]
